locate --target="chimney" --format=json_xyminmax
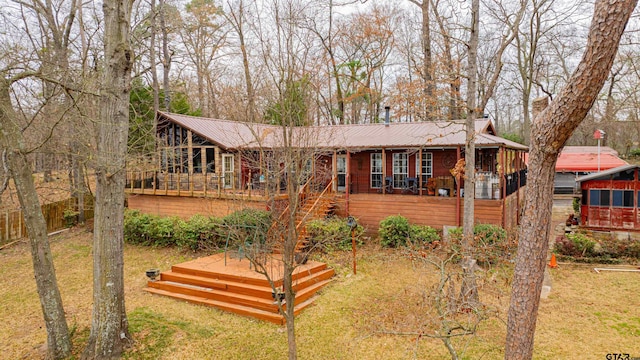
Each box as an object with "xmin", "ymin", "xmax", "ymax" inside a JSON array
[{"xmin": 384, "ymin": 106, "xmax": 390, "ymax": 126}]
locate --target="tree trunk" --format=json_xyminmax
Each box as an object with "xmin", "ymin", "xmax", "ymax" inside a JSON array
[
  {"xmin": 160, "ymin": 0, "xmax": 171, "ymax": 111},
  {"xmin": 505, "ymin": 1, "xmax": 637, "ymax": 358},
  {"xmin": 419, "ymin": 0, "xmax": 434, "ymax": 121},
  {"xmin": 460, "ymin": 0, "xmax": 479, "ymax": 304},
  {"xmin": 82, "ymin": 0, "xmax": 133, "ymax": 358},
  {"xmin": 0, "ymin": 78, "xmax": 71, "ymax": 360}
]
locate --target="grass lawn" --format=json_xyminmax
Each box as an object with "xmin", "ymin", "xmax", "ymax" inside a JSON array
[{"xmin": 1, "ymin": 227, "xmax": 639, "ymax": 359}]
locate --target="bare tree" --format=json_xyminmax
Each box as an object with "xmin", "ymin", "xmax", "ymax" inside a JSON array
[
  {"xmin": 82, "ymin": 0, "xmax": 134, "ymax": 357},
  {"xmin": 0, "ymin": 71, "xmax": 72, "ymax": 359},
  {"xmin": 505, "ymin": 1, "xmax": 637, "ymax": 358}
]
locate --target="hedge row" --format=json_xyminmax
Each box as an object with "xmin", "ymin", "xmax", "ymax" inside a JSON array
[{"xmin": 123, "ymin": 209, "xmax": 272, "ymax": 252}]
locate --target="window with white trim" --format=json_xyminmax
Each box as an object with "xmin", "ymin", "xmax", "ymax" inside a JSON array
[
  {"xmin": 416, "ymin": 152, "xmax": 433, "ymax": 185},
  {"xmin": 393, "ymin": 153, "xmax": 408, "ymax": 188},
  {"xmin": 370, "ymin": 153, "xmax": 382, "ymax": 188}
]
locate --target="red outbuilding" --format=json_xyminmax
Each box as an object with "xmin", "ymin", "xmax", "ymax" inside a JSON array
[{"xmin": 577, "ymin": 164, "xmax": 640, "ymax": 232}]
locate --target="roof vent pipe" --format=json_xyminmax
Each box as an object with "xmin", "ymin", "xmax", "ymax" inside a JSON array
[{"xmin": 384, "ymin": 106, "xmax": 390, "ymax": 126}]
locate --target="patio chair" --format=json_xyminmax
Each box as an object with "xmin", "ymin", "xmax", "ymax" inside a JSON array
[
  {"xmin": 402, "ymin": 177, "xmax": 418, "ymax": 194},
  {"xmin": 378, "ymin": 176, "xmax": 394, "ymax": 193}
]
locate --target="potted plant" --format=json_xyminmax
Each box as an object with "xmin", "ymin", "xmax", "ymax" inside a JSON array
[{"xmin": 426, "ymin": 177, "xmax": 437, "ymax": 195}]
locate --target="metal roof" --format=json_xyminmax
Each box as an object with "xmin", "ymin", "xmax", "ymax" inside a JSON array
[
  {"xmin": 159, "ymin": 112, "xmax": 529, "ymax": 151},
  {"xmin": 576, "ymin": 164, "xmax": 639, "ymax": 183},
  {"xmin": 555, "ymin": 152, "xmax": 628, "ymax": 172}
]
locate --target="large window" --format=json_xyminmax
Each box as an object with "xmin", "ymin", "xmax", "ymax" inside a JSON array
[
  {"xmin": 393, "ymin": 153, "xmax": 408, "ymax": 188},
  {"xmin": 589, "ymin": 189, "xmax": 610, "ymax": 206},
  {"xmin": 612, "ymin": 190, "xmax": 634, "ymax": 208},
  {"xmin": 371, "ymin": 153, "xmax": 383, "ymax": 189},
  {"xmin": 416, "ymin": 152, "xmax": 433, "ymax": 185}
]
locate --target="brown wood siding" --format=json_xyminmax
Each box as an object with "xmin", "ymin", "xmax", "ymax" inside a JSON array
[
  {"xmin": 127, "ymin": 194, "xmax": 266, "ymax": 219},
  {"xmin": 341, "ymin": 193, "xmax": 504, "ymax": 233}
]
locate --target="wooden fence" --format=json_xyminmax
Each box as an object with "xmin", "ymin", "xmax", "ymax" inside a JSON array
[{"xmin": 0, "ymin": 197, "xmax": 94, "ymax": 246}]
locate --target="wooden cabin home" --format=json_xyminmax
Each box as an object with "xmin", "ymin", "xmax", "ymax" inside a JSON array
[
  {"xmin": 577, "ymin": 164, "xmax": 640, "ymax": 232},
  {"xmin": 126, "ymin": 112, "xmax": 528, "ymax": 231}
]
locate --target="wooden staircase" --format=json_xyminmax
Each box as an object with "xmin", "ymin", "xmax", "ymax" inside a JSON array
[
  {"xmin": 144, "ymin": 253, "xmax": 334, "ymax": 324},
  {"xmin": 293, "ymin": 192, "xmax": 337, "ymax": 252}
]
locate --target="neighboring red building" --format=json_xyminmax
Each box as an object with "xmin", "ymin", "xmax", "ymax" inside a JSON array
[
  {"xmin": 553, "ymin": 146, "xmax": 628, "ymax": 194},
  {"xmin": 577, "ymin": 164, "xmax": 640, "ymax": 232}
]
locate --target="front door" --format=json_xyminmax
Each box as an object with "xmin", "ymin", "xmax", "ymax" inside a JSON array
[
  {"xmin": 337, "ymin": 155, "xmax": 346, "ymax": 192},
  {"xmin": 222, "ymin": 154, "xmax": 234, "ymax": 189}
]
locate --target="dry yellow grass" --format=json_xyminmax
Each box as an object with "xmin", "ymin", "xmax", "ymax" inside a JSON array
[{"xmin": 1, "ymin": 228, "xmax": 639, "ymax": 359}]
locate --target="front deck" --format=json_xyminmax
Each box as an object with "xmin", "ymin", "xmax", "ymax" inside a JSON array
[{"xmin": 144, "ymin": 253, "xmax": 335, "ymax": 324}]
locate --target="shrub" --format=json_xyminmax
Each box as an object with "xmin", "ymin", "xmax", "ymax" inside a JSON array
[
  {"xmin": 175, "ymin": 215, "xmax": 222, "ymax": 251},
  {"xmin": 572, "ymin": 197, "xmax": 581, "ymax": 215},
  {"xmin": 221, "ymin": 208, "xmax": 272, "ymax": 246},
  {"xmin": 567, "ymin": 233, "xmax": 596, "ymax": 256},
  {"xmin": 554, "ymin": 233, "xmax": 596, "ymax": 257},
  {"xmin": 306, "ymin": 217, "xmax": 364, "ymax": 251},
  {"xmin": 379, "ymin": 215, "xmax": 411, "ymax": 247},
  {"xmin": 409, "ymin": 225, "xmax": 440, "ymax": 244},
  {"xmin": 629, "ymin": 148, "xmax": 640, "ymax": 158}
]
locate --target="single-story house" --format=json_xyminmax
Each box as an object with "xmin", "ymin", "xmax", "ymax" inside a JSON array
[{"xmin": 126, "ymin": 112, "xmax": 528, "ymax": 231}]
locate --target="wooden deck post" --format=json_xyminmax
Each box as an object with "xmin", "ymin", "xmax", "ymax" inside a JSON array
[
  {"xmin": 456, "ymin": 146, "xmax": 461, "ymax": 227},
  {"xmin": 418, "ymin": 148, "xmax": 423, "ymax": 196},
  {"xmin": 346, "ymin": 151, "xmax": 351, "ymax": 214},
  {"xmin": 382, "ymin": 148, "xmax": 387, "ymax": 194},
  {"xmin": 187, "ymin": 131, "xmax": 194, "ymax": 195},
  {"xmin": 500, "ymin": 147, "xmax": 506, "ymax": 228},
  {"xmin": 332, "ymin": 150, "xmax": 337, "ymax": 192}
]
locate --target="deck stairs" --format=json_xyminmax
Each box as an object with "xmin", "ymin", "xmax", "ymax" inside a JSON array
[
  {"xmin": 144, "ymin": 182, "xmax": 337, "ymax": 324},
  {"xmin": 144, "ymin": 254, "xmax": 335, "ymax": 324}
]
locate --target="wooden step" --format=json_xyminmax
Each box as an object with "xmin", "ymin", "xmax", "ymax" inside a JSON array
[
  {"xmin": 147, "ymin": 280, "xmax": 279, "ymax": 312},
  {"xmin": 160, "ymin": 271, "xmax": 273, "ymax": 298},
  {"xmin": 144, "ymin": 286, "xmax": 329, "ymax": 324},
  {"xmin": 292, "ymin": 268, "xmax": 335, "ymax": 292},
  {"xmin": 144, "ymin": 287, "xmax": 285, "ymax": 324}
]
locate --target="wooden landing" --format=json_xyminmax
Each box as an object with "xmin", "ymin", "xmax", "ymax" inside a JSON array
[{"xmin": 144, "ymin": 253, "xmax": 334, "ymax": 324}]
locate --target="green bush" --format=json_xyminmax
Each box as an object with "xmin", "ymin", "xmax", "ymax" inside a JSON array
[
  {"xmin": 572, "ymin": 197, "xmax": 581, "ymax": 215},
  {"xmin": 629, "ymin": 148, "xmax": 640, "ymax": 158},
  {"xmin": 379, "ymin": 215, "xmax": 411, "ymax": 248},
  {"xmin": 409, "ymin": 225, "xmax": 441, "ymax": 244},
  {"xmin": 175, "ymin": 215, "xmax": 223, "ymax": 251},
  {"xmin": 567, "ymin": 233, "xmax": 596, "ymax": 256},
  {"xmin": 306, "ymin": 217, "xmax": 364, "ymax": 251},
  {"xmin": 221, "ymin": 208, "xmax": 272, "ymax": 246}
]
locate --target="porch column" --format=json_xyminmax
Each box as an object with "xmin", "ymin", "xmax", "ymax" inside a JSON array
[
  {"xmin": 346, "ymin": 151, "xmax": 351, "ymax": 214},
  {"xmin": 382, "ymin": 148, "xmax": 387, "ymax": 194},
  {"xmin": 500, "ymin": 147, "xmax": 506, "ymax": 228},
  {"xmin": 187, "ymin": 130, "xmax": 194, "ymax": 193},
  {"xmin": 456, "ymin": 146, "xmax": 461, "ymax": 227},
  {"xmin": 418, "ymin": 148, "xmax": 423, "ymax": 196},
  {"xmin": 332, "ymin": 150, "xmax": 337, "ymax": 192}
]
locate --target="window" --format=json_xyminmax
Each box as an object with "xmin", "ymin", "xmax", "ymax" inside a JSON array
[
  {"xmin": 589, "ymin": 189, "xmax": 610, "ymax": 206},
  {"xmin": 371, "ymin": 153, "xmax": 382, "ymax": 188},
  {"xmin": 392, "ymin": 153, "xmax": 408, "ymax": 188},
  {"xmin": 612, "ymin": 190, "xmax": 634, "ymax": 208},
  {"xmin": 416, "ymin": 152, "xmax": 433, "ymax": 185},
  {"xmin": 582, "ymin": 190, "xmax": 588, "ymax": 205}
]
